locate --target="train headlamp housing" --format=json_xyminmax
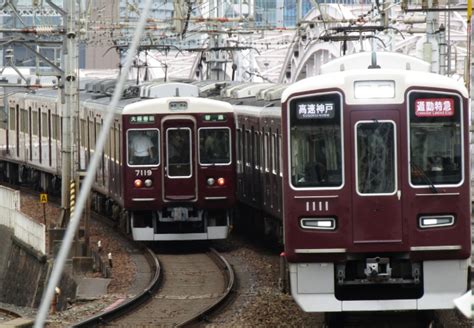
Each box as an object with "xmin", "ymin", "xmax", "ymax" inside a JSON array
[
  {"xmin": 300, "ymin": 218, "xmax": 336, "ymax": 231},
  {"xmin": 354, "ymin": 80, "xmax": 395, "ymax": 99},
  {"xmin": 419, "ymin": 215, "xmax": 454, "ymax": 228},
  {"xmin": 217, "ymin": 178, "xmax": 225, "ymax": 186}
]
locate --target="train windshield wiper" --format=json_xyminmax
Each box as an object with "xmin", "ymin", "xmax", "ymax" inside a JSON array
[{"xmin": 410, "ymin": 162, "xmax": 438, "ymax": 193}]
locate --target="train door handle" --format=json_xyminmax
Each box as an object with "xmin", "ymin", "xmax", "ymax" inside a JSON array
[{"xmin": 397, "ymin": 190, "xmax": 401, "ymax": 200}]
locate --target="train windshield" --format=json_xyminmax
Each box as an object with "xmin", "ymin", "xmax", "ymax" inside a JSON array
[
  {"xmin": 289, "ymin": 94, "xmax": 343, "ymax": 188},
  {"xmin": 409, "ymin": 93, "xmax": 462, "ymax": 186},
  {"xmin": 199, "ymin": 128, "xmax": 231, "ymax": 165},
  {"xmin": 356, "ymin": 121, "xmax": 396, "ymax": 194},
  {"xmin": 127, "ymin": 129, "xmax": 159, "ymax": 166},
  {"xmin": 167, "ymin": 128, "xmax": 192, "ymax": 177}
]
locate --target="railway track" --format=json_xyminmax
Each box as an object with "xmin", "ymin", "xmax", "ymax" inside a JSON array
[
  {"xmin": 103, "ymin": 247, "xmax": 234, "ymax": 327},
  {"xmin": 0, "ymin": 307, "xmax": 21, "ymax": 322}
]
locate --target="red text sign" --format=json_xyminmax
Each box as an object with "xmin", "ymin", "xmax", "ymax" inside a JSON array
[{"xmin": 415, "ymin": 98, "xmax": 454, "ymax": 117}]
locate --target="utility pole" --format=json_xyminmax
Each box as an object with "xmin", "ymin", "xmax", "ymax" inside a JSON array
[{"xmin": 61, "ymin": 0, "xmax": 79, "ymax": 222}]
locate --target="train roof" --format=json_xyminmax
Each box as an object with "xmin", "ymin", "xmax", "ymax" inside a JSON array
[
  {"xmin": 282, "ymin": 53, "xmax": 468, "ymax": 104},
  {"xmin": 122, "ymin": 96, "xmax": 234, "ymax": 114},
  {"xmin": 320, "ymin": 52, "xmax": 431, "ymax": 74}
]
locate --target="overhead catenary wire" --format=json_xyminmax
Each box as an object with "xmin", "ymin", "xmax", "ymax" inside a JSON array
[{"xmin": 33, "ymin": 0, "xmax": 153, "ymax": 326}]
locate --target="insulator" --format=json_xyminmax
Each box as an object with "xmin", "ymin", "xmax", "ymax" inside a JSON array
[{"xmin": 35, "ymin": 26, "xmax": 55, "ymax": 35}]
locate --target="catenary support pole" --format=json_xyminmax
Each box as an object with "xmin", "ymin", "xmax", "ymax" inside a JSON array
[{"xmin": 34, "ymin": 0, "xmax": 153, "ymax": 326}]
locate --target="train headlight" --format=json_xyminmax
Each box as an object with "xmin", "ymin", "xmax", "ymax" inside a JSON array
[
  {"xmin": 419, "ymin": 215, "xmax": 454, "ymax": 228},
  {"xmin": 207, "ymin": 178, "xmax": 215, "ymax": 186},
  {"xmin": 217, "ymin": 178, "xmax": 225, "ymax": 186},
  {"xmin": 144, "ymin": 179, "xmax": 153, "ymax": 187},
  {"xmin": 134, "ymin": 179, "xmax": 143, "ymax": 188},
  {"xmin": 354, "ymin": 80, "xmax": 395, "ymax": 99},
  {"xmin": 300, "ymin": 218, "xmax": 336, "ymax": 231}
]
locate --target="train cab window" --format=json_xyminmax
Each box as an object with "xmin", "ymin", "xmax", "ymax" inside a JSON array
[
  {"xmin": 127, "ymin": 129, "xmax": 159, "ymax": 166},
  {"xmin": 356, "ymin": 121, "xmax": 396, "ymax": 194},
  {"xmin": 409, "ymin": 93, "xmax": 462, "ymax": 186},
  {"xmin": 167, "ymin": 128, "xmax": 191, "ymax": 177},
  {"xmin": 289, "ymin": 94, "xmax": 343, "ymax": 188},
  {"xmin": 199, "ymin": 128, "xmax": 231, "ymax": 165}
]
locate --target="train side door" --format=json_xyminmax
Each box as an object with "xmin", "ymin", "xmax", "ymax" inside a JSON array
[
  {"xmin": 163, "ymin": 118, "xmax": 197, "ymax": 201},
  {"xmin": 351, "ymin": 110, "xmax": 403, "ymax": 244}
]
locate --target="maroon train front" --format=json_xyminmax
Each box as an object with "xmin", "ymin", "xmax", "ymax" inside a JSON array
[
  {"xmin": 228, "ymin": 52, "xmax": 470, "ymax": 313},
  {"xmin": 122, "ymin": 95, "xmax": 236, "ymax": 241}
]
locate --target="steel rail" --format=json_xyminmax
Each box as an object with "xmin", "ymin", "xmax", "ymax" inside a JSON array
[
  {"xmin": 177, "ymin": 247, "xmax": 235, "ymax": 327},
  {"xmin": 72, "ymin": 246, "xmax": 161, "ymax": 327}
]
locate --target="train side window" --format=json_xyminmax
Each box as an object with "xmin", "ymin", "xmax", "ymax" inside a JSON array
[
  {"xmin": 278, "ymin": 135, "xmax": 283, "ymax": 177},
  {"xmin": 272, "ymin": 133, "xmax": 277, "ymax": 175},
  {"xmin": 128, "ymin": 129, "xmax": 159, "ymax": 166},
  {"xmin": 409, "ymin": 93, "xmax": 462, "ymax": 186},
  {"xmin": 289, "ymin": 93, "xmax": 343, "ymax": 188},
  {"xmin": 245, "ymin": 129, "xmax": 251, "ymax": 167},
  {"xmin": 236, "ymin": 128, "xmax": 242, "ymax": 173},
  {"xmin": 199, "ymin": 128, "xmax": 231, "ymax": 165},
  {"xmin": 80, "ymin": 119, "xmax": 86, "ymax": 147},
  {"xmin": 264, "ymin": 132, "xmax": 269, "ymax": 172},
  {"xmin": 42, "ymin": 112, "xmax": 48, "ymax": 138},
  {"xmin": 253, "ymin": 130, "xmax": 259, "ymax": 169},
  {"xmin": 20, "ymin": 109, "xmax": 27, "ymax": 133},
  {"xmin": 9, "ymin": 107, "xmax": 15, "ymax": 130},
  {"xmin": 32, "ymin": 110, "xmax": 38, "ymax": 136},
  {"xmin": 51, "ymin": 115, "xmax": 58, "ymax": 139}
]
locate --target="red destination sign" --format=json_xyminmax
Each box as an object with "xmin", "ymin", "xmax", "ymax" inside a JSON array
[{"xmin": 415, "ymin": 98, "xmax": 454, "ymax": 117}]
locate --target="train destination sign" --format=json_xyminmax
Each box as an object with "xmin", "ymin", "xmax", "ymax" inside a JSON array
[
  {"xmin": 415, "ymin": 98, "xmax": 454, "ymax": 117},
  {"xmin": 296, "ymin": 102, "xmax": 335, "ymax": 119},
  {"xmin": 203, "ymin": 114, "xmax": 226, "ymax": 122},
  {"xmin": 130, "ymin": 115, "xmax": 155, "ymax": 124}
]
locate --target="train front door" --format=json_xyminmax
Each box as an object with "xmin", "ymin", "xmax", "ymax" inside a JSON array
[
  {"xmin": 351, "ymin": 110, "xmax": 403, "ymax": 244},
  {"xmin": 163, "ymin": 118, "xmax": 197, "ymax": 201}
]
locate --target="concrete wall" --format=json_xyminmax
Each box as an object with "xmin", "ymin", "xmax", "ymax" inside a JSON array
[
  {"xmin": 0, "ymin": 186, "xmax": 76, "ymax": 309},
  {"xmin": 0, "ymin": 238, "xmax": 47, "ymax": 307},
  {"xmin": 0, "ymin": 186, "xmax": 46, "ymax": 254},
  {"xmin": 0, "ymin": 226, "xmax": 13, "ymax": 297}
]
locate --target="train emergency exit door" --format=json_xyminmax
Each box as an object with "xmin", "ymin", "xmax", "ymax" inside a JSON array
[
  {"xmin": 163, "ymin": 118, "xmax": 197, "ymax": 201},
  {"xmin": 351, "ymin": 111, "xmax": 403, "ymax": 244}
]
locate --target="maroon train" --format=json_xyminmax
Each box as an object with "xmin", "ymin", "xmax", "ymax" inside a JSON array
[
  {"xmin": 226, "ymin": 52, "xmax": 471, "ymax": 312},
  {"xmin": 0, "ymin": 81, "xmax": 236, "ymax": 241}
]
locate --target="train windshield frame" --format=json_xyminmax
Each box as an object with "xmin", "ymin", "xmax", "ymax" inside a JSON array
[
  {"xmin": 408, "ymin": 91, "xmax": 463, "ymax": 187},
  {"xmin": 288, "ymin": 92, "xmax": 344, "ymax": 189},
  {"xmin": 127, "ymin": 129, "xmax": 160, "ymax": 167},
  {"xmin": 198, "ymin": 127, "xmax": 232, "ymax": 165}
]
